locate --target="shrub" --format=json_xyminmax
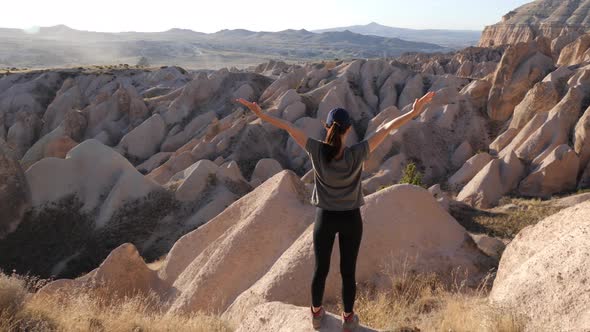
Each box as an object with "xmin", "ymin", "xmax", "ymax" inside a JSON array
[{"xmin": 399, "ymin": 162, "xmax": 423, "ymax": 187}]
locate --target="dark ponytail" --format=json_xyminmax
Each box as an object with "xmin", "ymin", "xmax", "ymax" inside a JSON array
[{"xmin": 323, "ymin": 122, "xmax": 344, "ymax": 162}]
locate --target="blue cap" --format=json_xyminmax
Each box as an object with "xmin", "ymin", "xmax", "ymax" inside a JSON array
[{"xmin": 326, "ymin": 107, "xmax": 351, "ymax": 129}]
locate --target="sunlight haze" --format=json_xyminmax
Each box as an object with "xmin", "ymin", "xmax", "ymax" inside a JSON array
[{"xmin": 5, "ymin": 0, "xmax": 532, "ymax": 33}]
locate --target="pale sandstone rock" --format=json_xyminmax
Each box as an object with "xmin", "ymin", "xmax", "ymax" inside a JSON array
[
  {"xmin": 398, "ymin": 73, "xmax": 424, "ymax": 109},
  {"xmin": 552, "ymin": 192, "xmax": 590, "ymax": 208},
  {"xmin": 428, "ymin": 184, "xmax": 451, "ymax": 211},
  {"xmin": 459, "ymin": 79, "xmax": 492, "ymax": 110},
  {"xmin": 362, "ymin": 153, "xmax": 406, "ymax": 195},
  {"xmin": 487, "ymin": 39, "xmax": 554, "ymax": 121},
  {"xmin": 490, "ymin": 201, "xmax": 590, "ymax": 332},
  {"xmin": 162, "ymin": 72, "xmax": 225, "ymax": 125},
  {"xmin": 277, "ymin": 89, "xmax": 301, "ymax": 113},
  {"xmin": 233, "ymin": 83, "xmax": 255, "ymax": 101},
  {"xmin": 0, "ymin": 139, "xmax": 30, "ymax": 238},
  {"xmin": 214, "ymin": 156, "xmax": 225, "ymax": 166},
  {"xmin": 250, "ymin": 158, "xmax": 283, "ymax": 185},
  {"xmin": 136, "ymin": 152, "xmax": 173, "ymax": 174},
  {"xmin": 21, "ymin": 109, "xmax": 86, "ymax": 168},
  {"xmin": 479, "ymin": 0, "xmax": 590, "ymax": 47},
  {"xmin": 558, "ymin": 34, "xmax": 590, "ymax": 66},
  {"xmin": 117, "ymin": 114, "xmax": 167, "ymax": 161},
  {"xmin": 457, "ymin": 152, "xmax": 524, "ymax": 208},
  {"xmin": 518, "ymin": 145, "xmax": 579, "ymax": 198},
  {"xmin": 160, "ymin": 111, "xmax": 216, "ymax": 152},
  {"xmin": 6, "ymin": 111, "xmax": 42, "ymax": 158},
  {"xmin": 515, "ymin": 86, "xmax": 585, "ymax": 165},
  {"xmin": 161, "ymin": 171, "xmax": 313, "ymax": 313},
  {"xmin": 173, "ymin": 160, "xmax": 219, "ymax": 202},
  {"xmin": 233, "ymin": 301, "xmax": 378, "ymax": 332},
  {"xmin": 147, "ymin": 151, "xmax": 196, "ymax": 185},
  {"xmin": 498, "ymin": 112, "xmax": 548, "ymax": 159},
  {"xmin": 37, "ymin": 243, "xmax": 166, "ymax": 299},
  {"xmin": 451, "ymin": 141, "xmax": 473, "ymax": 169},
  {"xmin": 470, "ymin": 234, "xmax": 506, "ymax": 260},
  {"xmin": 282, "ymin": 102, "xmax": 306, "ymax": 122},
  {"xmin": 448, "ymin": 153, "xmax": 494, "ymax": 191},
  {"xmin": 490, "ymin": 128, "xmax": 518, "ymax": 154},
  {"xmin": 43, "ymin": 136, "xmax": 78, "ymax": 159},
  {"xmin": 224, "ymin": 185, "xmax": 490, "ymax": 323},
  {"xmin": 509, "ymin": 80, "xmax": 560, "ymax": 130},
  {"xmin": 551, "ymin": 31, "xmax": 581, "ymax": 58},
  {"xmin": 575, "ymin": 106, "xmax": 590, "ymax": 171},
  {"xmin": 84, "ymin": 85, "xmax": 149, "ymax": 142},
  {"xmin": 41, "ymin": 79, "xmax": 84, "ymax": 134},
  {"xmin": 261, "ymin": 68, "xmax": 306, "ymax": 102},
  {"xmin": 26, "ymin": 140, "xmax": 160, "ymax": 225}
]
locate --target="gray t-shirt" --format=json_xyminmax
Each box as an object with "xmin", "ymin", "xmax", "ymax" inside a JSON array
[{"xmin": 304, "ymin": 137, "xmax": 370, "ymax": 211}]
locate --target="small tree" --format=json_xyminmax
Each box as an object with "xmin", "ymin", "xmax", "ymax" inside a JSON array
[
  {"xmin": 399, "ymin": 162, "xmax": 423, "ymax": 187},
  {"xmin": 136, "ymin": 56, "xmax": 150, "ymax": 68}
]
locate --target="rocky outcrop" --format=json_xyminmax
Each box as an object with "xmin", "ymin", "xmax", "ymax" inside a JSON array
[
  {"xmin": 575, "ymin": 106, "xmax": 590, "ymax": 173},
  {"xmin": 490, "ymin": 201, "xmax": 590, "ymax": 332},
  {"xmin": 518, "ymin": 144, "xmax": 579, "ymax": 198},
  {"xmin": 20, "ymin": 109, "xmax": 86, "ymax": 169},
  {"xmin": 448, "ymin": 152, "xmax": 494, "ymax": 191},
  {"xmin": 25, "ymin": 139, "xmax": 161, "ymax": 226},
  {"xmin": 84, "ymin": 85, "xmax": 150, "ymax": 145},
  {"xmin": 486, "ymin": 39, "xmax": 555, "ymax": 121},
  {"xmin": 224, "ymin": 185, "xmax": 491, "ymax": 323},
  {"xmin": 161, "ymin": 170, "xmax": 313, "ymax": 314},
  {"xmin": 457, "ymin": 152, "xmax": 525, "ymax": 208},
  {"xmin": 479, "ymin": 0, "xmax": 590, "ymax": 47},
  {"xmin": 0, "ymin": 140, "xmax": 30, "ymax": 238},
  {"xmin": 233, "ymin": 302, "xmax": 378, "ymax": 332},
  {"xmin": 558, "ymin": 33, "xmax": 590, "ymax": 66},
  {"xmin": 37, "ymin": 243, "xmax": 167, "ymax": 299},
  {"xmin": 250, "ymin": 158, "xmax": 283, "ymax": 187},
  {"xmin": 116, "ymin": 114, "xmax": 167, "ymax": 162}
]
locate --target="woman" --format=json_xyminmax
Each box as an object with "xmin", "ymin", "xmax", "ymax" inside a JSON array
[{"xmin": 236, "ymin": 91, "xmax": 435, "ymax": 331}]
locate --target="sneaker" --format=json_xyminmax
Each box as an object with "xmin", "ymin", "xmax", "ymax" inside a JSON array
[
  {"xmin": 342, "ymin": 311, "xmax": 360, "ymax": 332},
  {"xmin": 311, "ymin": 306, "xmax": 325, "ymax": 329}
]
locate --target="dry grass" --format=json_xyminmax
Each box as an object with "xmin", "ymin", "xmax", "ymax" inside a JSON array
[
  {"xmin": 323, "ymin": 258, "xmax": 527, "ymax": 332},
  {"xmin": 0, "ymin": 272, "xmax": 232, "ymax": 332},
  {"xmin": 450, "ymin": 197, "xmax": 563, "ymax": 238},
  {"xmin": 1, "ymin": 257, "xmax": 527, "ymax": 332}
]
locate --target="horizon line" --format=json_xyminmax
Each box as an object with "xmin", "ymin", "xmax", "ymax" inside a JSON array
[{"xmin": 1, "ymin": 22, "xmax": 484, "ymax": 35}]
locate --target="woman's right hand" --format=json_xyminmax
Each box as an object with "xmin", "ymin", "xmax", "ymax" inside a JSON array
[
  {"xmin": 411, "ymin": 92, "xmax": 436, "ymax": 117},
  {"xmin": 235, "ymin": 98, "xmax": 265, "ymax": 119}
]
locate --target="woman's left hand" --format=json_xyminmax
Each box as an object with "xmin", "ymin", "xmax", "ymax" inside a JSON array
[{"xmin": 235, "ymin": 98, "xmax": 264, "ymax": 119}]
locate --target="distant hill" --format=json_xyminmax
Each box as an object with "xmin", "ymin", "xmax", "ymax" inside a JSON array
[
  {"xmin": 313, "ymin": 22, "xmax": 481, "ymax": 48},
  {"xmin": 0, "ymin": 25, "xmax": 448, "ymax": 69}
]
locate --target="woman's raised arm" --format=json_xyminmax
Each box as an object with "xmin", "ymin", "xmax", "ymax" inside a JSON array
[
  {"xmin": 366, "ymin": 92, "xmax": 435, "ymax": 153},
  {"xmin": 235, "ymin": 98, "xmax": 308, "ymax": 149}
]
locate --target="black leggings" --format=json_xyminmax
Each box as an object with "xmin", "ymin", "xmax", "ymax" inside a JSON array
[{"xmin": 311, "ymin": 207, "xmax": 363, "ymax": 313}]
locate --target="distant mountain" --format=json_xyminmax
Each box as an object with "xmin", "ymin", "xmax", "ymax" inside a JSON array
[
  {"xmin": 0, "ymin": 25, "xmax": 448, "ymax": 69},
  {"xmin": 313, "ymin": 22, "xmax": 481, "ymax": 48}
]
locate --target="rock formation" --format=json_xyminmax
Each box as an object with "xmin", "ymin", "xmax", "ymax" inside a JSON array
[
  {"xmin": 479, "ymin": 0, "xmax": 590, "ymax": 47},
  {"xmin": 0, "ymin": 139, "xmax": 30, "ymax": 238},
  {"xmin": 490, "ymin": 201, "xmax": 590, "ymax": 332},
  {"xmin": 223, "ymin": 184, "xmax": 490, "ymax": 323}
]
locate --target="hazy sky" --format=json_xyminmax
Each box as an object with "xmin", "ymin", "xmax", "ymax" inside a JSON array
[{"xmin": 4, "ymin": 0, "xmax": 533, "ymax": 33}]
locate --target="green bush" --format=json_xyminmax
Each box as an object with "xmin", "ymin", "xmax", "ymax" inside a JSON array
[{"xmin": 399, "ymin": 162, "xmax": 423, "ymax": 187}]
